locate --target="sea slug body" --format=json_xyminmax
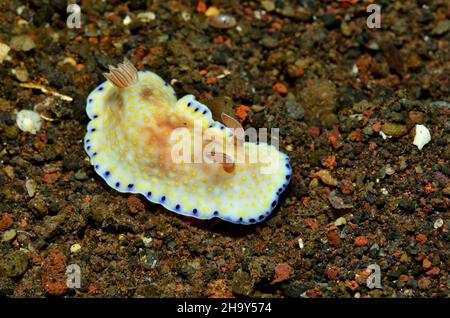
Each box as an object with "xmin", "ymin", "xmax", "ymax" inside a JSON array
[{"xmin": 84, "ymin": 59, "xmax": 291, "ymax": 224}]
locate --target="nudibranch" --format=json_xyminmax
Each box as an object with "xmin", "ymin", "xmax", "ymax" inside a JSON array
[{"xmin": 84, "ymin": 59, "xmax": 291, "ymax": 224}]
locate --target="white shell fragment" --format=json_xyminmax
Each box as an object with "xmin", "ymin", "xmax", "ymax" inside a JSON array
[
  {"xmin": 16, "ymin": 109, "xmax": 42, "ymax": 134},
  {"xmin": 413, "ymin": 124, "xmax": 431, "ymax": 150},
  {"xmin": 380, "ymin": 131, "xmax": 391, "ymax": 140}
]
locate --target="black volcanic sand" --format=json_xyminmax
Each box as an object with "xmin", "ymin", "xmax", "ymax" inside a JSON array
[{"xmin": 0, "ymin": 0, "xmax": 449, "ymax": 297}]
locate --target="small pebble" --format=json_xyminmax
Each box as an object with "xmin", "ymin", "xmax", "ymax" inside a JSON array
[
  {"xmin": 398, "ymin": 199, "xmax": 416, "ymax": 213},
  {"xmin": 415, "ymin": 165, "xmax": 423, "ymax": 174},
  {"xmin": 232, "ymin": 270, "xmax": 254, "ymax": 296},
  {"xmin": 430, "ymin": 101, "xmax": 450, "ymax": 109},
  {"xmin": 70, "ymin": 243, "xmax": 81, "ymax": 253},
  {"xmin": 398, "ymin": 156, "xmax": 408, "ymax": 170},
  {"xmin": 328, "ymin": 190, "xmax": 353, "ymax": 209},
  {"xmin": 251, "ymin": 105, "xmax": 265, "ymax": 113},
  {"xmin": 315, "ymin": 170, "xmax": 339, "ymax": 186},
  {"xmin": 273, "ymin": 82, "xmax": 288, "ymax": 94},
  {"xmin": 298, "ymin": 238, "xmax": 304, "ymax": 249},
  {"xmin": 0, "ymin": 251, "xmax": 29, "ymax": 277},
  {"xmin": 2, "ymin": 229, "xmax": 16, "ymax": 242},
  {"xmin": 74, "ymin": 169, "xmax": 88, "ymax": 180},
  {"xmin": 363, "ymin": 126, "xmax": 373, "ymax": 136},
  {"xmin": 322, "ymin": 13, "xmax": 340, "ymax": 29},
  {"xmin": 0, "ymin": 42, "xmax": 11, "ymax": 63},
  {"xmin": 433, "ymin": 218, "xmax": 443, "ymax": 229},
  {"xmin": 385, "ymin": 165, "xmax": 395, "ymax": 175},
  {"xmin": 354, "ymin": 236, "xmax": 368, "ymax": 247},
  {"xmin": 13, "ymin": 66, "xmax": 29, "ymax": 82},
  {"xmin": 340, "ymin": 22, "xmax": 352, "ymax": 36},
  {"xmin": 3, "ymin": 165, "xmax": 14, "ymax": 179},
  {"xmin": 28, "ymin": 196, "xmax": 49, "ymax": 217},
  {"xmin": 309, "ymin": 178, "xmax": 319, "ymax": 189},
  {"xmin": 382, "ymin": 122, "xmax": 409, "ymax": 138},
  {"xmin": 417, "ymin": 277, "xmax": 432, "ymax": 290},
  {"xmin": 167, "ymin": 241, "xmax": 177, "ymax": 248},
  {"xmin": 123, "ymin": 15, "xmax": 132, "ymax": 26},
  {"xmin": 205, "ymin": 6, "xmax": 220, "ymax": 17},
  {"xmin": 62, "ymin": 57, "xmax": 77, "ymax": 67},
  {"xmin": 431, "ymin": 20, "xmax": 450, "ymax": 35},
  {"xmin": 10, "ymin": 35, "xmax": 36, "ymax": 52},
  {"xmin": 208, "ymin": 14, "xmax": 237, "ymax": 29},
  {"xmin": 181, "ymin": 11, "xmax": 191, "ymax": 22},
  {"xmin": 137, "ymin": 12, "xmax": 156, "ymax": 23},
  {"xmin": 25, "ymin": 179, "xmax": 37, "ymax": 197},
  {"xmin": 334, "ymin": 217, "xmax": 347, "ymax": 227},
  {"xmin": 285, "ymin": 97, "xmax": 304, "ymax": 120},
  {"xmin": 366, "ymin": 40, "xmax": 380, "ymax": 50},
  {"xmin": 261, "ymin": 1, "xmax": 275, "ymax": 11},
  {"xmin": 142, "ymin": 237, "xmax": 153, "ymax": 247}
]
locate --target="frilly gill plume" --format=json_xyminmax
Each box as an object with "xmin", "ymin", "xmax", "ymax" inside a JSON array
[{"xmin": 103, "ymin": 58, "xmax": 139, "ymax": 88}]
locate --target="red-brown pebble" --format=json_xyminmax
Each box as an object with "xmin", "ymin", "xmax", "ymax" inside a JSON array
[
  {"xmin": 422, "ymin": 258, "xmax": 432, "ymax": 269},
  {"xmin": 354, "ymin": 236, "xmax": 368, "ymax": 247},
  {"xmin": 327, "ymin": 232, "xmax": 341, "ymax": 248},
  {"xmin": 326, "ymin": 266, "xmax": 340, "ymax": 280},
  {"xmin": 271, "ymin": 263, "xmax": 293, "ymax": 284},
  {"xmin": 41, "ymin": 251, "xmax": 68, "ymax": 296},
  {"xmin": 273, "ymin": 82, "xmax": 288, "ymax": 94},
  {"xmin": 0, "ymin": 212, "xmax": 13, "ymax": 232},
  {"xmin": 127, "ymin": 195, "xmax": 145, "ymax": 215},
  {"xmin": 416, "ymin": 234, "xmax": 427, "ymax": 243}
]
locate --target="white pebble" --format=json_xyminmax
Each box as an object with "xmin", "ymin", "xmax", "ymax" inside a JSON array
[
  {"xmin": 16, "ymin": 5, "xmax": 25, "ymax": 15},
  {"xmin": 123, "ymin": 15, "xmax": 132, "ymax": 26},
  {"xmin": 16, "ymin": 110, "xmax": 42, "ymax": 134},
  {"xmin": 142, "ymin": 236, "xmax": 153, "ymax": 247},
  {"xmin": 0, "ymin": 42, "xmax": 10, "ymax": 64},
  {"xmin": 70, "ymin": 243, "xmax": 82, "ymax": 253},
  {"xmin": 254, "ymin": 10, "xmax": 262, "ymax": 20},
  {"xmin": 25, "ymin": 179, "xmax": 37, "ymax": 197},
  {"xmin": 413, "ymin": 124, "xmax": 431, "ymax": 150},
  {"xmin": 181, "ymin": 11, "xmax": 191, "ymax": 22},
  {"xmin": 137, "ymin": 12, "xmax": 156, "ymax": 23},
  {"xmin": 298, "ymin": 238, "xmax": 304, "ymax": 249},
  {"xmin": 433, "ymin": 218, "xmax": 443, "ymax": 229}
]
